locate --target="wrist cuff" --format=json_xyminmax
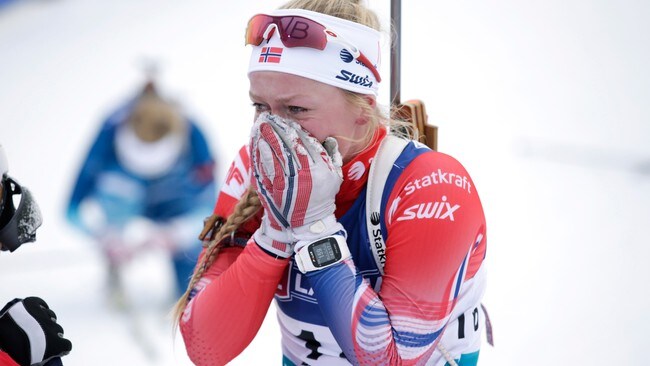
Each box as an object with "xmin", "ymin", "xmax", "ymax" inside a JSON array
[
  {"xmin": 291, "ymin": 215, "xmax": 343, "ymax": 242},
  {"xmin": 253, "ymin": 229, "xmax": 294, "ymax": 258}
]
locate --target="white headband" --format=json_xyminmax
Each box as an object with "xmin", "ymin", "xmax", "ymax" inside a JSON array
[{"xmin": 247, "ymin": 8, "xmax": 381, "ymax": 95}]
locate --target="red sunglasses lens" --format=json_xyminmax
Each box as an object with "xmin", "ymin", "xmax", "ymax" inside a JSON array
[
  {"xmin": 277, "ymin": 16, "xmax": 327, "ymax": 49},
  {"xmin": 245, "ymin": 14, "xmax": 274, "ymax": 46},
  {"xmin": 245, "ymin": 14, "xmax": 327, "ymax": 50}
]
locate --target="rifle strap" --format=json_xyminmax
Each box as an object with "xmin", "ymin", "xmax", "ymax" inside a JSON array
[{"xmin": 365, "ymin": 134, "xmax": 409, "ymax": 274}]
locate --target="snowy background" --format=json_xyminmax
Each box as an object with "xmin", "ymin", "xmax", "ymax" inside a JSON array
[{"xmin": 1, "ymin": 0, "xmax": 649, "ymax": 365}]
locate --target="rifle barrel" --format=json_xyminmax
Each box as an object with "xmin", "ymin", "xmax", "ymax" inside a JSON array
[{"xmin": 390, "ymin": 0, "xmax": 401, "ymax": 106}]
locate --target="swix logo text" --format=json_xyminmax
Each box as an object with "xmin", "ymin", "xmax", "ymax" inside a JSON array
[
  {"xmin": 396, "ymin": 196, "xmax": 460, "ymax": 222},
  {"xmin": 335, "ymin": 70, "xmax": 373, "ymax": 88}
]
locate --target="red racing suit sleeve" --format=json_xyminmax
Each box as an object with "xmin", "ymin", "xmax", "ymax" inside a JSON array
[
  {"xmin": 179, "ymin": 144, "xmax": 285, "ymax": 366},
  {"xmin": 305, "ymin": 150, "xmax": 487, "ymax": 365},
  {"xmin": 180, "ymin": 244, "xmax": 289, "ymax": 365},
  {"xmin": 0, "ymin": 351, "xmax": 19, "ymax": 366}
]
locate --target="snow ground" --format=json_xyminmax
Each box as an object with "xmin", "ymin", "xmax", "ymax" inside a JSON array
[{"xmin": 1, "ymin": 0, "xmax": 649, "ymax": 365}]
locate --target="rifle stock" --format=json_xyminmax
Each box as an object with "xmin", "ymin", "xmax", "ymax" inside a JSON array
[{"xmin": 392, "ymin": 100, "xmax": 438, "ymax": 151}]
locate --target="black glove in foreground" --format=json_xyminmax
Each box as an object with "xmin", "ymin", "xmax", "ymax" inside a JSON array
[{"xmin": 0, "ymin": 297, "xmax": 72, "ymax": 366}]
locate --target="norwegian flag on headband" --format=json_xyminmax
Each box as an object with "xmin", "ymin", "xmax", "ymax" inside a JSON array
[{"xmin": 258, "ymin": 47, "xmax": 283, "ymax": 63}]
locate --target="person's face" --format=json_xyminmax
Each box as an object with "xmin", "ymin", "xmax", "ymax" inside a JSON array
[
  {"xmin": 128, "ymin": 97, "xmax": 183, "ymax": 143},
  {"xmin": 249, "ymin": 71, "xmax": 373, "ymax": 163}
]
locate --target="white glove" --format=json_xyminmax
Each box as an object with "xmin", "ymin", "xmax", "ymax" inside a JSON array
[{"xmin": 250, "ymin": 113, "xmax": 345, "ymax": 257}]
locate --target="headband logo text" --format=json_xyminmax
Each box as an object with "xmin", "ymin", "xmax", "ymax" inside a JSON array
[{"xmin": 336, "ymin": 70, "xmax": 373, "ymax": 88}]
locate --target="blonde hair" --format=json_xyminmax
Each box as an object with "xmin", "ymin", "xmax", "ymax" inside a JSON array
[
  {"xmin": 342, "ymin": 91, "xmax": 417, "ymax": 145},
  {"xmin": 280, "ymin": 0, "xmax": 381, "ymax": 30},
  {"xmin": 172, "ymin": 0, "xmax": 412, "ymax": 328}
]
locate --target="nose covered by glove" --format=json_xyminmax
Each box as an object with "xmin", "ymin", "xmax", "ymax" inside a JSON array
[{"xmin": 250, "ymin": 113, "xmax": 345, "ymax": 258}]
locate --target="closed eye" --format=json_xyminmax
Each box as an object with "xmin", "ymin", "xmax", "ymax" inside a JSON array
[
  {"xmin": 288, "ymin": 106, "xmax": 308, "ymax": 115},
  {"xmin": 252, "ymin": 103, "xmax": 269, "ymax": 113}
]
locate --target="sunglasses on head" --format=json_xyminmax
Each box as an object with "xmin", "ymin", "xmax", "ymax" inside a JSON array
[{"xmin": 245, "ymin": 14, "xmax": 381, "ymax": 83}]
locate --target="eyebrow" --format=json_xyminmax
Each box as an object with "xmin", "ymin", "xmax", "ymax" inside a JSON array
[{"xmin": 249, "ymin": 91, "xmax": 307, "ymax": 105}]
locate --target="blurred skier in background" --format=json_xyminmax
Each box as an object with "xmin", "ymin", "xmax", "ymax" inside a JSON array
[
  {"xmin": 65, "ymin": 79, "xmax": 217, "ymax": 299},
  {"xmin": 0, "ymin": 144, "xmax": 72, "ymax": 366}
]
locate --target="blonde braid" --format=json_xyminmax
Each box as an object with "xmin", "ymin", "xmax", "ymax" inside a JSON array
[{"xmin": 172, "ymin": 187, "xmax": 261, "ymax": 327}]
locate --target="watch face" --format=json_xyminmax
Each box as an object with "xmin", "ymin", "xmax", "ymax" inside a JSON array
[{"xmin": 309, "ymin": 237, "xmax": 342, "ymax": 267}]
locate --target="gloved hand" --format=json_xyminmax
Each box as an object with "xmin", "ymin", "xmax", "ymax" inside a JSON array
[
  {"xmin": 0, "ymin": 297, "xmax": 72, "ymax": 366},
  {"xmin": 249, "ymin": 113, "xmax": 345, "ymax": 257}
]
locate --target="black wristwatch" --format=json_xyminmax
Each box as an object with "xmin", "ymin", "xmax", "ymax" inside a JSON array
[{"xmin": 295, "ymin": 235, "xmax": 350, "ymax": 273}]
